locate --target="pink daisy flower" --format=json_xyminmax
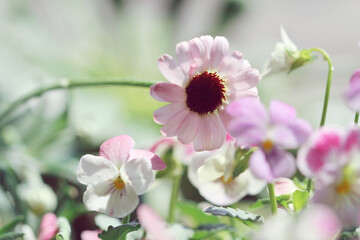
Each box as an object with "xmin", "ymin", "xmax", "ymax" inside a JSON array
[{"xmin": 151, "ymin": 36, "xmax": 260, "ymax": 151}]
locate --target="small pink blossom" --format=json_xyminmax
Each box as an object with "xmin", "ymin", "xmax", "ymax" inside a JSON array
[
  {"xmin": 151, "ymin": 36, "xmax": 260, "ymax": 151},
  {"xmin": 274, "ymin": 178, "xmax": 299, "ymax": 196},
  {"xmin": 38, "ymin": 213, "xmax": 58, "ymax": 240},
  {"xmin": 298, "ymin": 127, "xmax": 360, "ymax": 226},
  {"xmin": 344, "ymin": 69, "xmax": 360, "ymax": 112},
  {"xmin": 77, "ymin": 135, "xmax": 165, "ymax": 218},
  {"xmin": 227, "ymin": 98, "xmax": 312, "ymax": 182}
]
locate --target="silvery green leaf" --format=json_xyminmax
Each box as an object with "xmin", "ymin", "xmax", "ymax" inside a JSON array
[
  {"xmin": 204, "ymin": 206, "xmax": 263, "ymax": 227},
  {"xmin": 56, "ymin": 217, "xmax": 71, "ymax": 240}
]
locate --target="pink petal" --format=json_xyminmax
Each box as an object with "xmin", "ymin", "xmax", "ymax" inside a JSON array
[
  {"xmin": 160, "ymin": 109, "xmax": 190, "ymax": 137},
  {"xmin": 193, "ymin": 114, "xmax": 226, "ymax": 151},
  {"xmin": 99, "ymin": 135, "xmax": 135, "ymax": 166},
  {"xmin": 129, "ymin": 149, "xmax": 166, "ymax": 170},
  {"xmin": 176, "ymin": 41, "xmax": 191, "ymax": 78},
  {"xmin": 217, "ymin": 51, "xmax": 249, "ymax": 79},
  {"xmin": 177, "ymin": 111, "xmax": 201, "ymax": 144},
  {"xmin": 268, "ymin": 149, "xmax": 297, "ymax": 179},
  {"xmin": 189, "ymin": 36, "xmax": 213, "ymax": 73},
  {"xmin": 226, "ymin": 68, "xmax": 261, "ymax": 92},
  {"xmin": 210, "ymin": 36, "xmax": 230, "ymax": 70},
  {"xmin": 228, "ymin": 118, "xmax": 267, "ymax": 146},
  {"xmin": 137, "ymin": 204, "xmax": 171, "ymax": 240},
  {"xmin": 153, "ymin": 102, "xmax": 186, "ymax": 125},
  {"xmin": 158, "ymin": 54, "xmax": 187, "ymax": 86},
  {"xmin": 227, "ymin": 87, "xmax": 259, "ymax": 102},
  {"xmin": 150, "ymin": 82, "xmax": 186, "ymax": 103},
  {"xmin": 269, "ymin": 100, "xmax": 297, "ymax": 125},
  {"xmin": 274, "ymin": 178, "xmax": 298, "ymax": 196},
  {"xmin": 149, "ymin": 138, "xmax": 175, "ymax": 153},
  {"xmin": 226, "ymin": 97, "xmax": 267, "ymax": 123},
  {"xmin": 80, "ymin": 230, "xmax": 101, "ymax": 240},
  {"xmin": 38, "ymin": 213, "xmax": 58, "ymax": 240}
]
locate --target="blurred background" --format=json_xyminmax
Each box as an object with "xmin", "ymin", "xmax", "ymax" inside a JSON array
[{"xmin": 0, "ymin": 0, "xmax": 359, "ymax": 238}]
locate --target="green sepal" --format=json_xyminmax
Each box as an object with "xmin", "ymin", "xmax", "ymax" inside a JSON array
[
  {"xmin": 288, "ymin": 49, "xmax": 317, "ymax": 73},
  {"xmin": 98, "ymin": 224, "xmax": 140, "ymax": 240},
  {"xmin": 232, "ymin": 148, "xmax": 256, "ymax": 178}
]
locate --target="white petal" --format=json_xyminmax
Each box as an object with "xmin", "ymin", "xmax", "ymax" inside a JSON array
[
  {"xmin": 83, "ymin": 181, "xmax": 113, "ymax": 213},
  {"xmin": 77, "ymin": 155, "xmax": 119, "ymax": 185},
  {"xmin": 120, "ymin": 158, "xmax": 154, "ymax": 195},
  {"xmin": 198, "ymin": 154, "xmax": 226, "ymax": 183},
  {"xmin": 106, "ymin": 185, "xmax": 139, "ymax": 218}
]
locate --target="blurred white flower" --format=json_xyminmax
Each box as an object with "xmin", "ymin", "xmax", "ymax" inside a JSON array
[
  {"xmin": 262, "ymin": 26, "xmax": 301, "ymax": 77},
  {"xmin": 188, "ymin": 140, "xmax": 265, "ymax": 205},
  {"xmin": 17, "ymin": 171, "xmax": 57, "ymax": 216}
]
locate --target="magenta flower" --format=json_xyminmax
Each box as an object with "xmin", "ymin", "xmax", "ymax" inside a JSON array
[
  {"xmin": 226, "ymin": 98, "xmax": 312, "ymax": 182},
  {"xmin": 151, "ymin": 36, "xmax": 260, "ymax": 151},
  {"xmin": 77, "ymin": 135, "xmax": 165, "ymax": 218},
  {"xmin": 344, "ymin": 69, "xmax": 360, "ymax": 112},
  {"xmin": 298, "ymin": 127, "xmax": 360, "ymax": 226}
]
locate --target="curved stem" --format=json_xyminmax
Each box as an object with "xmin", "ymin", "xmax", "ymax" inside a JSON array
[
  {"xmin": 167, "ymin": 167, "xmax": 183, "ymax": 223},
  {"xmin": 267, "ymin": 183, "xmax": 277, "ymax": 215},
  {"xmin": 0, "ymin": 78, "xmax": 155, "ymax": 128},
  {"xmin": 355, "ymin": 112, "xmax": 359, "ymax": 125},
  {"xmin": 308, "ymin": 48, "xmax": 334, "ymax": 127}
]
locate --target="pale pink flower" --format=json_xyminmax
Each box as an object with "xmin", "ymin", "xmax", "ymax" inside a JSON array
[
  {"xmin": 227, "ymin": 98, "xmax": 312, "ymax": 182},
  {"xmin": 38, "ymin": 213, "xmax": 58, "ymax": 240},
  {"xmin": 188, "ymin": 139, "xmax": 266, "ymax": 205},
  {"xmin": 81, "ymin": 230, "xmax": 101, "ymax": 240},
  {"xmin": 274, "ymin": 178, "xmax": 299, "ymax": 196},
  {"xmin": 344, "ymin": 69, "xmax": 360, "ymax": 112},
  {"xmin": 77, "ymin": 135, "xmax": 165, "ymax": 218},
  {"xmin": 252, "ymin": 205, "xmax": 341, "ymax": 240},
  {"xmin": 298, "ymin": 127, "xmax": 360, "ymax": 226},
  {"xmin": 151, "ymin": 35, "xmax": 260, "ymax": 151},
  {"xmin": 149, "ymin": 137, "xmax": 194, "ymax": 165}
]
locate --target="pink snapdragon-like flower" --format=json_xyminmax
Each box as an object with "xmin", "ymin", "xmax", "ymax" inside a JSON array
[
  {"xmin": 298, "ymin": 127, "xmax": 360, "ymax": 226},
  {"xmin": 38, "ymin": 213, "xmax": 58, "ymax": 240},
  {"xmin": 188, "ymin": 139, "xmax": 266, "ymax": 205},
  {"xmin": 77, "ymin": 135, "xmax": 165, "ymax": 218},
  {"xmin": 344, "ymin": 69, "xmax": 360, "ymax": 112},
  {"xmin": 252, "ymin": 204, "xmax": 341, "ymax": 240},
  {"xmin": 151, "ymin": 36, "xmax": 261, "ymax": 151},
  {"xmin": 226, "ymin": 98, "xmax": 312, "ymax": 182}
]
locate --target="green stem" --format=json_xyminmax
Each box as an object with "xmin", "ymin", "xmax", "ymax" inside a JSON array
[
  {"xmin": 0, "ymin": 78, "xmax": 156, "ymax": 128},
  {"xmin": 306, "ymin": 178, "xmax": 312, "ymax": 193},
  {"xmin": 267, "ymin": 183, "xmax": 277, "ymax": 215},
  {"xmin": 308, "ymin": 48, "xmax": 334, "ymax": 127},
  {"xmin": 355, "ymin": 112, "xmax": 359, "ymax": 125},
  {"xmin": 121, "ymin": 214, "xmax": 130, "ymax": 224},
  {"xmin": 167, "ymin": 167, "xmax": 183, "ymax": 223}
]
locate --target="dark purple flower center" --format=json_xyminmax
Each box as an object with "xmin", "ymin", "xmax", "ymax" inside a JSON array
[{"xmin": 185, "ymin": 71, "xmax": 226, "ymax": 115}]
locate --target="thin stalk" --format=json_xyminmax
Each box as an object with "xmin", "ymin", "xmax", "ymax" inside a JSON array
[
  {"xmin": 355, "ymin": 112, "xmax": 359, "ymax": 125},
  {"xmin": 267, "ymin": 183, "xmax": 277, "ymax": 215},
  {"xmin": 308, "ymin": 48, "xmax": 334, "ymax": 127},
  {"xmin": 167, "ymin": 167, "xmax": 183, "ymax": 223},
  {"xmin": 0, "ymin": 78, "xmax": 155, "ymax": 128},
  {"xmin": 121, "ymin": 214, "xmax": 130, "ymax": 224}
]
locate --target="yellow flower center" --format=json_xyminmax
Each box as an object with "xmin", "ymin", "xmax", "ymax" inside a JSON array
[
  {"xmin": 262, "ymin": 139, "xmax": 274, "ymax": 151},
  {"xmin": 221, "ymin": 176, "xmax": 233, "ymax": 184},
  {"xmin": 335, "ymin": 179, "xmax": 351, "ymax": 195},
  {"xmin": 113, "ymin": 176, "xmax": 125, "ymax": 190}
]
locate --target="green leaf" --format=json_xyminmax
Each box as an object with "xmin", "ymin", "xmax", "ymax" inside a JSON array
[
  {"xmin": 56, "ymin": 217, "xmax": 71, "ymax": 240},
  {"xmin": 177, "ymin": 201, "xmax": 219, "ymax": 227},
  {"xmin": 292, "ymin": 190, "xmax": 309, "ymax": 212},
  {"xmin": 249, "ymin": 198, "xmax": 269, "ymax": 210},
  {"xmin": 155, "ymin": 147, "xmax": 178, "ymax": 179},
  {"xmin": 98, "ymin": 224, "xmax": 140, "ymax": 240},
  {"xmin": 0, "ymin": 232, "xmax": 24, "ymax": 240},
  {"xmin": 340, "ymin": 226, "xmax": 360, "ymax": 240},
  {"xmin": 191, "ymin": 224, "xmax": 234, "ymax": 240},
  {"xmin": 204, "ymin": 206, "xmax": 263, "ymax": 227},
  {"xmin": 0, "ymin": 216, "xmax": 25, "ymax": 235},
  {"xmin": 232, "ymin": 148, "xmax": 255, "ymax": 178}
]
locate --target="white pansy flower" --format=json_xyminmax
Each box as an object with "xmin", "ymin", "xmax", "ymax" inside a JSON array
[
  {"xmin": 188, "ymin": 140, "xmax": 266, "ymax": 206},
  {"xmin": 77, "ymin": 135, "xmax": 165, "ymax": 218}
]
